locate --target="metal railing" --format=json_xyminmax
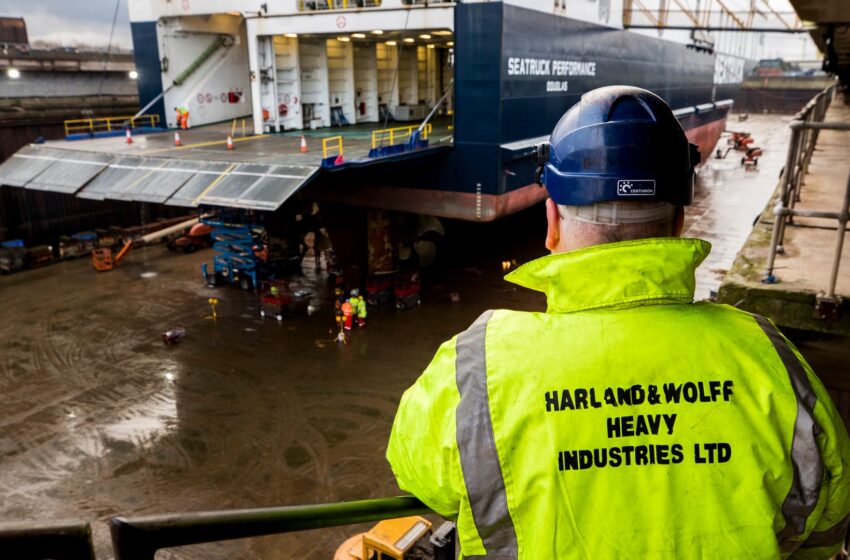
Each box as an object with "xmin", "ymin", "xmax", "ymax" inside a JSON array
[
  {"xmin": 372, "ymin": 123, "xmax": 432, "ymax": 149},
  {"xmin": 0, "ymin": 520, "xmax": 96, "ymax": 560},
  {"xmin": 64, "ymin": 115, "xmax": 160, "ymax": 136},
  {"xmin": 322, "ymin": 135, "xmax": 344, "ymax": 159},
  {"xmin": 0, "ymin": 496, "xmax": 432, "ymax": 560},
  {"xmin": 764, "ymin": 83, "xmax": 849, "ymax": 317},
  {"xmin": 110, "ymin": 495, "xmax": 430, "ymax": 560},
  {"xmin": 295, "ymin": 0, "xmax": 450, "ymax": 8}
]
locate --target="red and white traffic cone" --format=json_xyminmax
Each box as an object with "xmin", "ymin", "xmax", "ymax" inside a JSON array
[
  {"xmin": 174, "ymin": 131, "xmax": 182, "ymax": 146},
  {"xmin": 125, "ymin": 128, "xmax": 133, "ymax": 144},
  {"xmin": 226, "ymin": 135, "xmax": 234, "ymax": 151},
  {"xmin": 299, "ymin": 134, "xmax": 308, "ymax": 153}
]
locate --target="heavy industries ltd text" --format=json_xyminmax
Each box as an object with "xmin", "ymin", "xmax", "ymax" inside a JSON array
[{"xmin": 546, "ymin": 381, "xmax": 735, "ymax": 471}]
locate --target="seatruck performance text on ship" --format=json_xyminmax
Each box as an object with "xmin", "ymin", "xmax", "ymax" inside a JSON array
[{"xmin": 506, "ymin": 58, "xmax": 597, "ymax": 77}]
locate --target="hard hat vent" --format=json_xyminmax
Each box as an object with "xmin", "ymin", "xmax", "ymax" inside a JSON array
[{"xmin": 607, "ymin": 96, "xmax": 655, "ymax": 122}]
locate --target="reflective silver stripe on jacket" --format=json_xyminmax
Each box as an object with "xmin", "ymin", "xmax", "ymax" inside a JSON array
[
  {"xmin": 455, "ymin": 310, "xmax": 519, "ymax": 559},
  {"xmin": 754, "ymin": 315, "xmax": 824, "ymax": 552}
]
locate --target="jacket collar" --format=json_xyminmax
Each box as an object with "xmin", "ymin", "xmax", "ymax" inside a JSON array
[{"xmin": 504, "ymin": 238, "xmax": 710, "ymax": 313}]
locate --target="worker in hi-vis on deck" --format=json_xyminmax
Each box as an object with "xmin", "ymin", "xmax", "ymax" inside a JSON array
[
  {"xmin": 387, "ymin": 86, "xmax": 850, "ymax": 559},
  {"xmin": 174, "ymin": 106, "xmax": 189, "ymax": 130}
]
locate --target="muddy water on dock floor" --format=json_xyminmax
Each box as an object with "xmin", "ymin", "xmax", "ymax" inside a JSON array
[
  {"xmin": 0, "ymin": 114, "xmax": 801, "ymax": 559},
  {"xmin": 0, "ymin": 238, "xmax": 547, "ymax": 559}
]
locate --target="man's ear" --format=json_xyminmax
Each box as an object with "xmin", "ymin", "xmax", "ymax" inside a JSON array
[
  {"xmin": 672, "ymin": 206, "xmax": 685, "ymax": 237},
  {"xmin": 545, "ymin": 198, "xmax": 561, "ymax": 252}
]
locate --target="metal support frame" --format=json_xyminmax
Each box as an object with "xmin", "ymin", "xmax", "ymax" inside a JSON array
[
  {"xmin": 622, "ymin": 0, "xmax": 803, "ymax": 33},
  {"xmin": 763, "ymin": 84, "xmax": 849, "ymax": 319},
  {"xmin": 109, "ymin": 495, "xmax": 430, "ymax": 560},
  {"xmin": 0, "ymin": 521, "xmax": 96, "ymax": 560}
]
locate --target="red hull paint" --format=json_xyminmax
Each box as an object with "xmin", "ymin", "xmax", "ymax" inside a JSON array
[
  {"xmin": 316, "ymin": 115, "xmax": 728, "ymax": 222},
  {"xmin": 317, "ymin": 182, "xmax": 549, "ymax": 223},
  {"xmin": 686, "ymin": 116, "xmax": 728, "ymax": 165}
]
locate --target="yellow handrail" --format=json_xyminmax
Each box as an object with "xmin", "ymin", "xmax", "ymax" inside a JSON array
[
  {"xmin": 322, "ymin": 135, "xmax": 344, "ymax": 159},
  {"xmin": 64, "ymin": 114, "xmax": 161, "ymax": 136},
  {"xmin": 371, "ymin": 123, "xmax": 432, "ymax": 149}
]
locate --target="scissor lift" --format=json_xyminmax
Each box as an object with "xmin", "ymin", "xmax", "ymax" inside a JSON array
[{"xmin": 201, "ymin": 218, "xmax": 266, "ymax": 290}]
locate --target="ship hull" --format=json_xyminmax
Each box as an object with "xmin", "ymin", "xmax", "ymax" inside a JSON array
[{"xmin": 309, "ymin": 2, "xmax": 736, "ymax": 221}]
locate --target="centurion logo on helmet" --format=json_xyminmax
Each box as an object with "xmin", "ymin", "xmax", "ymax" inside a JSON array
[
  {"xmin": 617, "ymin": 180, "xmax": 656, "ymax": 196},
  {"xmin": 532, "ymin": 86, "xmax": 700, "ymax": 207}
]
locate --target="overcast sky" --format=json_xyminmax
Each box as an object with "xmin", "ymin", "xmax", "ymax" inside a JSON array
[
  {"xmin": 0, "ymin": 0, "xmax": 816, "ymax": 59},
  {"xmin": 1, "ymin": 0, "xmax": 132, "ymax": 49}
]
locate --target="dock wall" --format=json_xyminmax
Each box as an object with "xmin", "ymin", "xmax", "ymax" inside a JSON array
[{"xmin": 733, "ymin": 76, "xmax": 836, "ymax": 114}]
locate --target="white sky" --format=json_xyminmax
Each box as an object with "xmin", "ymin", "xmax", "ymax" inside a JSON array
[
  {"xmin": 0, "ymin": 0, "xmax": 818, "ymax": 60},
  {"xmin": 0, "ymin": 0, "xmax": 132, "ymax": 49}
]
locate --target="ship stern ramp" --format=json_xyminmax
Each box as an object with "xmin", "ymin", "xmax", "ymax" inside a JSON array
[{"xmin": 0, "ymin": 131, "xmax": 320, "ymax": 212}]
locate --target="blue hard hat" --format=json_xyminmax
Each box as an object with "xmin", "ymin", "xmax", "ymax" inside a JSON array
[{"xmin": 533, "ymin": 86, "xmax": 700, "ymax": 206}]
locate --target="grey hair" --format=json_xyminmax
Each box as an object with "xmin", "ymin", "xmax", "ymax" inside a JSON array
[{"xmin": 558, "ymin": 202, "xmax": 677, "ymax": 244}]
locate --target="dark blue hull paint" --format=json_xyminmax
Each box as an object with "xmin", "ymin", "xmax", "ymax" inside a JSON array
[
  {"xmin": 452, "ymin": 2, "xmax": 732, "ymax": 199},
  {"xmin": 130, "ymin": 21, "xmax": 166, "ymax": 127}
]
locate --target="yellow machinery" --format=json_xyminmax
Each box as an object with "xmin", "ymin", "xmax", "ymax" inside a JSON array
[{"xmin": 334, "ymin": 516, "xmax": 456, "ymax": 560}]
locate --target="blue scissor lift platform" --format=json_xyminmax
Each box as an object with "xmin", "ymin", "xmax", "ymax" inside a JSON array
[{"xmin": 201, "ymin": 218, "xmax": 267, "ymax": 290}]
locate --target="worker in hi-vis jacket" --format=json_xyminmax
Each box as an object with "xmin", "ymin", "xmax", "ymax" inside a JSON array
[{"xmin": 387, "ymin": 86, "xmax": 850, "ymax": 560}]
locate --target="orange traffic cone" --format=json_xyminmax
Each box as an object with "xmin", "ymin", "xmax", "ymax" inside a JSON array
[
  {"xmin": 226, "ymin": 135, "xmax": 234, "ymax": 150},
  {"xmin": 125, "ymin": 128, "xmax": 133, "ymax": 144},
  {"xmin": 174, "ymin": 131, "xmax": 182, "ymax": 146},
  {"xmin": 299, "ymin": 134, "xmax": 308, "ymax": 153}
]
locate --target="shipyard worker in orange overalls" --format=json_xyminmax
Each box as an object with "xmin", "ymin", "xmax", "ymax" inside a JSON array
[
  {"xmin": 174, "ymin": 106, "xmax": 189, "ymax": 129},
  {"xmin": 341, "ymin": 298, "xmax": 354, "ymax": 331},
  {"xmin": 387, "ymin": 86, "xmax": 850, "ymax": 560}
]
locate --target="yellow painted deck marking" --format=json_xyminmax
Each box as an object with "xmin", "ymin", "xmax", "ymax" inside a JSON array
[
  {"xmin": 192, "ymin": 162, "xmax": 237, "ymax": 206},
  {"xmin": 140, "ymin": 134, "xmax": 267, "ymax": 155}
]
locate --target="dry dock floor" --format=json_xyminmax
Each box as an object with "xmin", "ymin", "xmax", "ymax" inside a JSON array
[{"xmin": 0, "ymin": 114, "xmax": 811, "ymax": 559}]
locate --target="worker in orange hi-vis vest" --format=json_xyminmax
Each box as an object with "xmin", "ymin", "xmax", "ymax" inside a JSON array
[
  {"xmin": 341, "ymin": 299, "xmax": 354, "ymax": 331},
  {"xmin": 174, "ymin": 106, "xmax": 189, "ymax": 129}
]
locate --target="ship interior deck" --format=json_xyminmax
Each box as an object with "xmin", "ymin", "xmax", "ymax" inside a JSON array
[{"xmin": 57, "ymin": 116, "xmax": 454, "ymax": 166}]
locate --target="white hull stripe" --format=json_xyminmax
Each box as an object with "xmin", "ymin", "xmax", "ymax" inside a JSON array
[{"xmin": 455, "ymin": 310, "xmax": 519, "ymax": 559}]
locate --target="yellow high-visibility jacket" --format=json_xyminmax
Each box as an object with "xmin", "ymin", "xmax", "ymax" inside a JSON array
[{"xmin": 387, "ymin": 238, "xmax": 850, "ymax": 559}]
